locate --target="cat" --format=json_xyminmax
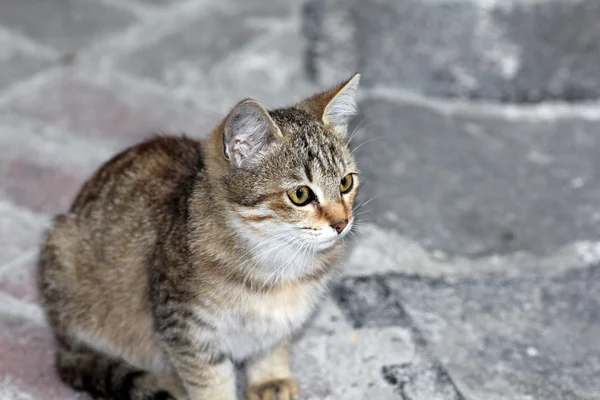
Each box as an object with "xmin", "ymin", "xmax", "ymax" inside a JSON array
[{"xmin": 37, "ymin": 73, "xmax": 361, "ymax": 400}]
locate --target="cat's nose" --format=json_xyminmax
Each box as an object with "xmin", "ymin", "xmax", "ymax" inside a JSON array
[{"xmin": 331, "ymin": 219, "xmax": 349, "ymax": 234}]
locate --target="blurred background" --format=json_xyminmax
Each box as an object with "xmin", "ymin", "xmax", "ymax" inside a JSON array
[{"xmin": 1, "ymin": 0, "xmax": 599, "ymax": 399}]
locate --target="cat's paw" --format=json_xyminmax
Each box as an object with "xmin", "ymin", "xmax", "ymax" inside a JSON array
[{"xmin": 247, "ymin": 378, "xmax": 300, "ymax": 400}]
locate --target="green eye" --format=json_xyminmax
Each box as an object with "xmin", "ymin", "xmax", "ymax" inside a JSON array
[
  {"xmin": 340, "ymin": 174, "xmax": 354, "ymax": 194},
  {"xmin": 288, "ymin": 186, "xmax": 313, "ymax": 206}
]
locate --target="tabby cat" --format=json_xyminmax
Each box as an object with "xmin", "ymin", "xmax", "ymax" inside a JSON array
[{"xmin": 38, "ymin": 73, "xmax": 361, "ymax": 400}]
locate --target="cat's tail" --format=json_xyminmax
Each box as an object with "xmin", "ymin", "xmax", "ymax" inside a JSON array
[{"xmin": 56, "ymin": 345, "xmax": 184, "ymax": 400}]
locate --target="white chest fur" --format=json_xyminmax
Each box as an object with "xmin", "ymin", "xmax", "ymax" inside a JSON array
[{"xmin": 213, "ymin": 282, "xmax": 326, "ymax": 361}]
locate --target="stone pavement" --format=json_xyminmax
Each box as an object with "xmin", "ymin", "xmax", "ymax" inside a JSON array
[{"xmin": 0, "ymin": 0, "xmax": 599, "ymax": 399}]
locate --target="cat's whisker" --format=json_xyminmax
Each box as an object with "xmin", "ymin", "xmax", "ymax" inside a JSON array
[
  {"xmin": 232, "ymin": 231, "xmax": 291, "ymax": 265},
  {"xmin": 261, "ymin": 242, "xmax": 305, "ymax": 291},
  {"xmin": 350, "ymin": 218, "xmax": 370, "ymax": 230},
  {"xmin": 226, "ymin": 232, "xmax": 293, "ymax": 283},
  {"xmin": 350, "ymin": 137, "xmax": 379, "ymax": 156},
  {"xmin": 237, "ymin": 229, "xmax": 290, "ymax": 254},
  {"xmin": 347, "ymin": 116, "xmax": 368, "ymax": 142},
  {"xmin": 240, "ymin": 243, "xmax": 294, "ymax": 287},
  {"xmin": 346, "ymin": 117, "xmax": 372, "ymax": 146},
  {"xmin": 241, "ymin": 236, "xmax": 287, "ymax": 264},
  {"xmin": 245, "ymin": 235, "xmax": 296, "ymax": 275},
  {"xmin": 297, "ymin": 245, "xmax": 308, "ymax": 283},
  {"xmin": 351, "ymin": 217, "xmax": 372, "ymax": 226},
  {"xmin": 347, "ymin": 230, "xmax": 359, "ymax": 241},
  {"xmin": 240, "ymin": 238, "xmax": 291, "ymax": 270},
  {"xmin": 299, "ymin": 243, "xmax": 314, "ymax": 279},
  {"xmin": 230, "ymin": 238, "xmax": 276, "ymax": 270},
  {"xmin": 350, "ymin": 226, "xmax": 369, "ymax": 236},
  {"xmin": 354, "ymin": 196, "xmax": 376, "ymax": 210},
  {"xmin": 352, "ymin": 214, "xmax": 372, "ymax": 224},
  {"xmin": 296, "ymin": 244, "xmax": 314, "ymax": 287},
  {"xmin": 283, "ymin": 242, "xmax": 310, "ymax": 285},
  {"xmin": 349, "ymin": 228, "xmax": 368, "ymax": 239},
  {"xmin": 225, "ymin": 238, "xmax": 284, "ymax": 283}
]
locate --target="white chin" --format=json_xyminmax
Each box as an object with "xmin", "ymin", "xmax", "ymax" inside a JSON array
[{"xmin": 311, "ymin": 238, "xmax": 340, "ymax": 251}]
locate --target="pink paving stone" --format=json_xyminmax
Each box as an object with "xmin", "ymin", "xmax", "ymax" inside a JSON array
[
  {"xmin": 0, "ymin": 317, "xmax": 85, "ymax": 400},
  {"xmin": 0, "ymin": 275, "xmax": 38, "ymax": 306},
  {"xmin": 0, "ymin": 281, "xmax": 37, "ymax": 305},
  {"xmin": 0, "ymin": 258, "xmax": 38, "ymax": 304},
  {"xmin": 0, "ymin": 201, "xmax": 47, "ymax": 268},
  {"xmin": 0, "ymin": 157, "xmax": 84, "ymax": 215},
  {"xmin": 4, "ymin": 72, "xmax": 221, "ymax": 145}
]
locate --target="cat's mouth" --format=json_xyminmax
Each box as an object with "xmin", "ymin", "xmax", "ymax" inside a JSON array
[
  {"xmin": 311, "ymin": 221, "xmax": 352, "ymax": 251},
  {"xmin": 309, "ymin": 226, "xmax": 351, "ymax": 251}
]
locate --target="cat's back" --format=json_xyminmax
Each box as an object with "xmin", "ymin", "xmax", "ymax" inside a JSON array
[
  {"xmin": 38, "ymin": 136, "xmax": 205, "ymax": 367},
  {"xmin": 42, "ymin": 135, "xmax": 204, "ymax": 299},
  {"xmin": 72, "ymin": 135, "xmax": 203, "ymax": 221},
  {"xmin": 65, "ymin": 134, "xmax": 206, "ymax": 274}
]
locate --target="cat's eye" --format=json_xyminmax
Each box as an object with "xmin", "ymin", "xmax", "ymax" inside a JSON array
[
  {"xmin": 340, "ymin": 174, "xmax": 354, "ymax": 194},
  {"xmin": 287, "ymin": 186, "xmax": 313, "ymax": 206}
]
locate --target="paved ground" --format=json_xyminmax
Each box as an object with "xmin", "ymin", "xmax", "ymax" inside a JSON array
[{"xmin": 1, "ymin": 0, "xmax": 599, "ymax": 399}]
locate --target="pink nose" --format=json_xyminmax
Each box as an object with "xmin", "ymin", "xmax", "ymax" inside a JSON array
[{"xmin": 331, "ymin": 219, "xmax": 349, "ymax": 234}]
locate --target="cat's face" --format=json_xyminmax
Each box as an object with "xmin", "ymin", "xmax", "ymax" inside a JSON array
[
  {"xmin": 221, "ymin": 74, "xmax": 361, "ymax": 280},
  {"xmin": 225, "ymin": 108, "xmax": 360, "ymax": 252}
]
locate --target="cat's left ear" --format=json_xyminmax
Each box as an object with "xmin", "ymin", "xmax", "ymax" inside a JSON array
[
  {"xmin": 301, "ymin": 73, "xmax": 360, "ymax": 136},
  {"xmin": 223, "ymin": 99, "xmax": 282, "ymax": 169}
]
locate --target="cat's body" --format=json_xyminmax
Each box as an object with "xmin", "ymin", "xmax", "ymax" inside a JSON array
[{"xmin": 38, "ymin": 74, "xmax": 361, "ymax": 400}]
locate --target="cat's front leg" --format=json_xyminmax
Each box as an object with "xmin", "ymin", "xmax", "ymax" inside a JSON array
[
  {"xmin": 246, "ymin": 341, "xmax": 300, "ymax": 400},
  {"xmin": 156, "ymin": 306, "xmax": 237, "ymax": 400},
  {"xmin": 165, "ymin": 339, "xmax": 237, "ymax": 400}
]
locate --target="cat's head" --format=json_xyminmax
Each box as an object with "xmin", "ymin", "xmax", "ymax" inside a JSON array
[{"xmin": 219, "ymin": 74, "xmax": 361, "ymax": 257}]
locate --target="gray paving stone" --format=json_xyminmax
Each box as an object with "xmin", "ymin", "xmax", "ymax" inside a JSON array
[
  {"xmin": 126, "ymin": 0, "xmax": 186, "ymax": 5},
  {"xmin": 220, "ymin": 0, "xmax": 298, "ymax": 17},
  {"xmin": 332, "ymin": 275, "xmax": 411, "ymax": 329},
  {"xmin": 0, "ymin": 0, "xmax": 137, "ymax": 54},
  {"xmin": 0, "ymin": 32, "xmax": 53, "ymax": 92},
  {"xmin": 351, "ymin": 97, "xmax": 600, "ymax": 257},
  {"xmin": 115, "ymin": 5, "xmax": 294, "ymax": 90},
  {"xmin": 0, "ymin": 52, "xmax": 48, "ymax": 93},
  {"xmin": 302, "ymin": 296, "xmax": 353, "ymax": 336},
  {"xmin": 2, "ymin": 70, "xmax": 220, "ymax": 145},
  {"xmin": 0, "ymin": 115, "xmax": 120, "ymax": 176},
  {"xmin": 385, "ymin": 265, "xmax": 600, "ymax": 400},
  {"xmin": 305, "ymin": 0, "xmax": 600, "ymax": 102},
  {"xmin": 293, "ymin": 328, "xmax": 411, "ymax": 399},
  {"xmin": 115, "ymin": 13, "xmax": 259, "ymax": 84},
  {"xmin": 381, "ymin": 363, "xmax": 465, "ymax": 400},
  {"xmin": 172, "ymin": 27, "xmax": 319, "ymax": 114},
  {"xmin": 329, "ymin": 275, "xmax": 467, "ymax": 399}
]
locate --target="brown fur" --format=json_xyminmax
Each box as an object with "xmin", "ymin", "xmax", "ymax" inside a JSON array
[{"xmin": 38, "ymin": 74, "xmax": 361, "ymax": 400}]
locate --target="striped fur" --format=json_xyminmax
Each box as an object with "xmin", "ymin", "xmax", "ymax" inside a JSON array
[{"xmin": 38, "ymin": 74, "xmax": 361, "ymax": 400}]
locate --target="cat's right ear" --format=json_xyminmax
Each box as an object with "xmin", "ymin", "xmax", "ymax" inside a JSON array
[
  {"xmin": 223, "ymin": 99, "xmax": 282, "ymax": 169},
  {"xmin": 297, "ymin": 73, "xmax": 360, "ymax": 137}
]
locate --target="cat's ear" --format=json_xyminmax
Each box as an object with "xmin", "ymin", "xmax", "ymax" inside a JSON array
[
  {"xmin": 322, "ymin": 73, "xmax": 360, "ymax": 134},
  {"xmin": 301, "ymin": 73, "xmax": 360, "ymax": 136},
  {"xmin": 223, "ymin": 99, "xmax": 282, "ymax": 169}
]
